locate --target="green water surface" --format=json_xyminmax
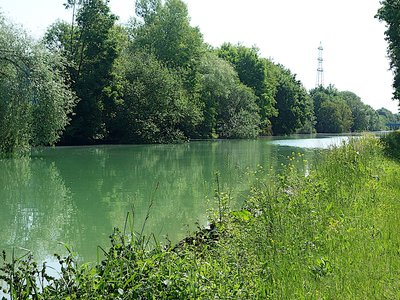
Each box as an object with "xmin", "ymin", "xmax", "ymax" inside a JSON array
[{"xmin": 0, "ymin": 135, "xmax": 349, "ymax": 263}]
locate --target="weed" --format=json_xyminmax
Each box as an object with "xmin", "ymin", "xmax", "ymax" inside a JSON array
[{"xmin": 1, "ymin": 136, "xmax": 399, "ymax": 298}]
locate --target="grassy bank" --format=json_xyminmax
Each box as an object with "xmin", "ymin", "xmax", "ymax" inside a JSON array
[{"xmin": 1, "ymin": 135, "xmax": 400, "ymax": 299}]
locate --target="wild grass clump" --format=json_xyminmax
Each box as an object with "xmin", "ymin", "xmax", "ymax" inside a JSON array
[
  {"xmin": 1, "ymin": 136, "xmax": 400, "ymax": 299},
  {"xmin": 381, "ymin": 130, "xmax": 400, "ymax": 160}
]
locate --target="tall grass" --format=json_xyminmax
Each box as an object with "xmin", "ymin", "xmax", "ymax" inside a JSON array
[
  {"xmin": 1, "ymin": 136, "xmax": 399, "ymax": 299},
  {"xmin": 381, "ymin": 130, "xmax": 400, "ymax": 160}
]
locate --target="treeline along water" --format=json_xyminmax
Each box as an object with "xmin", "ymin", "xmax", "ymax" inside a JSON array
[
  {"xmin": 0, "ymin": 136, "xmax": 349, "ymax": 263},
  {"xmin": 1, "ymin": 0, "xmax": 399, "ymax": 159}
]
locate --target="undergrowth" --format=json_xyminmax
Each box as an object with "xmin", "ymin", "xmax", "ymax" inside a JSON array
[
  {"xmin": 1, "ymin": 135, "xmax": 399, "ymax": 299},
  {"xmin": 381, "ymin": 130, "xmax": 400, "ymax": 160}
]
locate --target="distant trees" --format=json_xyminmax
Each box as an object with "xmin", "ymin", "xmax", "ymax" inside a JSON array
[
  {"xmin": 0, "ymin": 15, "xmax": 76, "ymax": 156},
  {"xmin": 217, "ymin": 44, "xmax": 277, "ymax": 134},
  {"xmin": 1, "ymin": 0, "xmax": 399, "ymax": 156},
  {"xmin": 339, "ymin": 91, "xmax": 382, "ymax": 132},
  {"xmin": 270, "ymin": 65, "xmax": 314, "ymax": 135},
  {"xmin": 310, "ymin": 86, "xmax": 386, "ymax": 133},
  {"xmin": 311, "ymin": 86, "xmax": 354, "ymax": 133},
  {"xmin": 377, "ymin": 107, "xmax": 400, "ymax": 129},
  {"xmin": 376, "ymin": 0, "xmax": 400, "ymax": 106},
  {"xmin": 319, "ymin": 101, "xmax": 353, "ymax": 133},
  {"xmin": 340, "ymin": 91, "xmax": 369, "ymax": 132},
  {"xmin": 197, "ymin": 53, "xmax": 260, "ymax": 138}
]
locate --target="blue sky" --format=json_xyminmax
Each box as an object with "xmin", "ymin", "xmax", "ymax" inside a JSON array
[{"xmin": 1, "ymin": 0, "xmax": 398, "ymax": 113}]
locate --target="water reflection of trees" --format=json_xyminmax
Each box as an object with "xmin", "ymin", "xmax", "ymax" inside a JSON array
[
  {"xmin": 1, "ymin": 140, "xmax": 315, "ymax": 263},
  {"xmin": 46, "ymin": 141, "xmax": 278, "ymax": 259},
  {"xmin": 0, "ymin": 158, "xmax": 76, "ymax": 262}
]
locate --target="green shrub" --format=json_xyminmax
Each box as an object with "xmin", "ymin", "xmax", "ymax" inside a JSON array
[{"xmin": 381, "ymin": 130, "xmax": 400, "ymax": 160}]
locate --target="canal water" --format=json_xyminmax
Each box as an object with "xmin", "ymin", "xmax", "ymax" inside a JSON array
[{"xmin": 0, "ymin": 135, "xmax": 350, "ymax": 263}]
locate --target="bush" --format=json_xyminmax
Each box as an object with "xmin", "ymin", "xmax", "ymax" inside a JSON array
[{"xmin": 381, "ymin": 130, "xmax": 400, "ymax": 160}]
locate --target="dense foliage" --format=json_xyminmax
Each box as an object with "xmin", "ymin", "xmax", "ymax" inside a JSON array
[
  {"xmin": 2, "ymin": 136, "xmax": 400, "ymax": 298},
  {"xmin": 309, "ymin": 85, "xmax": 390, "ymax": 133},
  {"xmin": 197, "ymin": 53, "xmax": 260, "ymax": 138},
  {"xmin": 376, "ymin": 0, "xmax": 400, "ymax": 106},
  {"xmin": 217, "ymin": 44, "xmax": 278, "ymax": 134},
  {"xmin": 0, "ymin": 0, "xmax": 399, "ymax": 155},
  {"xmin": 377, "ymin": 107, "xmax": 400, "ymax": 127},
  {"xmin": 340, "ymin": 91, "xmax": 382, "ymax": 131},
  {"xmin": 111, "ymin": 51, "xmax": 195, "ymax": 143},
  {"xmin": 0, "ymin": 15, "xmax": 76, "ymax": 156},
  {"xmin": 45, "ymin": 0, "xmax": 119, "ymax": 144},
  {"xmin": 270, "ymin": 65, "xmax": 314, "ymax": 135},
  {"xmin": 381, "ymin": 130, "xmax": 400, "ymax": 160}
]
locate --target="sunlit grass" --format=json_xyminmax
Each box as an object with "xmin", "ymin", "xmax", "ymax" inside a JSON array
[{"xmin": 1, "ymin": 135, "xmax": 399, "ymax": 299}]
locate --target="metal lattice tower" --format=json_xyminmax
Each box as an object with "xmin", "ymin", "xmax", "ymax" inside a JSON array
[{"xmin": 316, "ymin": 42, "xmax": 324, "ymax": 87}]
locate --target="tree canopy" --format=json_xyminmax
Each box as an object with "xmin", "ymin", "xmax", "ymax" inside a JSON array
[
  {"xmin": 217, "ymin": 44, "xmax": 277, "ymax": 133},
  {"xmin": 198, "ymin": 52, "xmax": 260, "ymax": 139},
  {"xmin": 45, "ymin": 0, "xmax": 119, "ymax": 144},
  {"xmin": 311, "ymin": 86, "xmax": 353, "ymax": 133},
  {"xmin": 131, "ymin": 0, "xmax": 205, "ymax": 93},
  {"xmin": 270, "ymin": 65, "xmax": 314, "ymax": 135},
  {"xmin": 0, "ymin": 1, "xmax": 398, "ymax": 156},
  {"xmin": 110, "ymin": 51, "xmax": 198, "ymax": 143},
  {"xmin": 0, "ymin": 15, "xmax": 76, "ymax": 156},
  {"xmin": 376, "ymin": 0, "xmax": 400, "ymax": 106}
]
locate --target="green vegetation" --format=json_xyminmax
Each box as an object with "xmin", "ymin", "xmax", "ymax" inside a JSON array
[
  {"xmin": 1, "ymin": 0, "xmax": 400, "ymax": 156},
  {"xmin": 377, "ymin": 107, "xmax": 400, "ymax": 128},
  {"xmin": 217, "ymin": 43, "xmax": 278, "ymax": 134},
  {"xmin": 44, "ymin": 0, "xmax": 119, "ymax": 144},
  {"xmin": 197, "ymin": 52, "xmax": 261, "ymax": 139},
  {"xmin": 1, "ymin": 136, "xmax": 399, "ymax": 298},
  {"xmin": 2, "ymin": 1, "xmax": 400, "ymax": 297},
  {"xmin": 377, "ymin": 0, "xmax": 400, "ymax": 105},
  {"xmin": 381, "ymin": 130, "xmax": 400, "ymax": 160},
  {"xmin": 270, "ymin": 65, "xmax": 314, "ymax": 135},
  {"xmin": 0, "ymin": 15, "xmax": 76, "ymax": 156},
  {"xmin": 310, "ymin": 85, "xmax": 392, "ymax": 133}
]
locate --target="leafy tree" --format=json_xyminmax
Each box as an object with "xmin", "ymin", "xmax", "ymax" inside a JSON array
[
  {"xmin": 129, "ymin": 0, "xmax": 205, "ymax": 138},
  {"xmin": 270, "ymin": 65, "xmax": 314, "ymax": 135},
  {"xmin": 196, "ymin": 53, "xmax": 228, "ymax": 138},
  {"xmin": 338, "ymin": 91, "xmax": 385, "ymax": 132},
  {"xmin": 365, "ymin": 106, "xmax": 383, "ymax": 131},
  {"xmin": 377, "ymin": 107, "xmax": 397, "ymax": 123},
  {"xmin": 376, "ymin": 1, "xmax": 400, "ymax": 105},
  {"xmin": 217, "ymin": 44, "xmax": 277, "ymax": 133},
  {"xmin": 0, "ymin": 16, "xmax": 76, "ymax": 156},
  {"xmin": 310, "ymin": 86, "xmax": 353, "ymax": 133},
  {"xmin": 135, "ymin": 0, "xmax": 161, "ymax": 22},
  {"xmin": 377, "ymin": 107, "xmax": 400, "ymax": 129},
  {"xmin": 197, "ymin": 53, "xmax": 260, "ymax": 138},
  {"xmin": 217, "ymin": 83, "xmax": 260, "ymax": 139},
  {"xmin": 110, "ymin": 51, "xmax": 200, "ymax": 143},
  {"xmin": 131, "ymin": 0, "xmax": 204, "ymax": 92},
  {"xmin": 45, "ymin": 0, "xmax": 118, "ymax": 144},
  {"xmin": 316, "ymin": 101, "xmax": 353, "ymax": 133},
  {"xmin": 339, "ymin": 91, "xmax": 370, "ymax": 132}
]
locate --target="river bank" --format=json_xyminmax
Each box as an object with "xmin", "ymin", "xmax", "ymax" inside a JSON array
[{"xmin": 1, "ymin": 135, "xmax": 400, "ymax": 298}]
